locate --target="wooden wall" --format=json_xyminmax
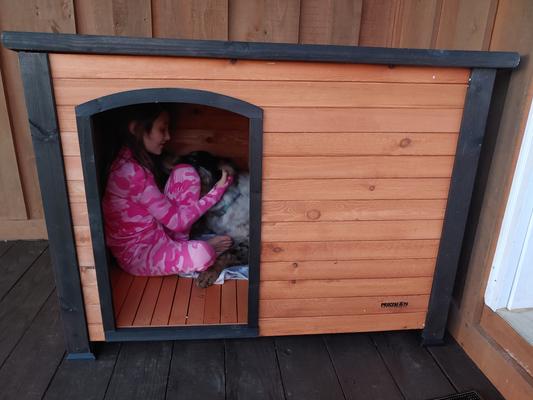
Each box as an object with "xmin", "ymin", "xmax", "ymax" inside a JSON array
[
  {"xmin": 48, "ymin": 53, "xmax": 466, "ymax": 339},
  {"xmin": 0, "ymin": 0, "xmax": 499, "ymax": 239}
]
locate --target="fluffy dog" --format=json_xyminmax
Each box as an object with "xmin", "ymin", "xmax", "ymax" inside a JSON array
[{"xmin": 163, "ymin": 151, "xmax": 249, "ymax": 287}]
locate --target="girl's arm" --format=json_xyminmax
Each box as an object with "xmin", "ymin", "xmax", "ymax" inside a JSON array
[{"xmin": 130, "ymin": 163, "xmax": 231, "ymax": 233}]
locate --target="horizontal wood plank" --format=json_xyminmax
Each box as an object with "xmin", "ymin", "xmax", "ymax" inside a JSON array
[
  {"xmin": 49, "ymin": 54, "xmax": 470, "ymax": 83},
  {"xmin": 57, "ymin": 105, "xmax": 247, "ymax": 132},
  {"xmin": 81, "ymin": 284, "xmax": 99, "ymax": 305},
  {"xmin": 79, "ymin": 266, "xmax": 97, "ymax": 285},
  {"xmin": 85, "ymin": 304, "xmax": 103, "ymax": 324},
  {"xmin": 260, "ymin": 259, "xmax": 436, "ymax": 280},
  {"xmin": 60, "ymin": 130, "xmax": 81, "ymax": 156},
  {"xmin": 61, "ymin": 130, "xmax": 460, "ymax": 158},
  {"xmin": 263, "ymin": 156, "xmax": 454, "ymax": 178},
  {"xmin": 262, "ymin": 199, "xmax": 447, "ymax": 222},
  {"xmin": 57, "ymin": 106, "xmax": 463, "ymax": 133},
  {"xmin": 64, "ymin": 156, "xmax": 83, "ymax": 180},
  {"xmin": 77, "ymin": 239, "xmax": 441, "ymax": 266},
  {"xmin": 70, "ymin": 202, "xmax": 89, "ymax": 226},
  {"xmin": 75, "ymin": 218, "xmax": 445, "ymax": 248},
  {"xmin": 261, "ymin": 240, "xmax": 440, "ymax": 261},
  {"xmin": 61, "ymin": 128, "xmax": 249, "ymax": 158},
  {"xmin": 259, "ymin": 312, "xmax": 426, "ymax": 336},
  {"xmin": 88, "ymin": 323, "xmax": 105, "ymax": 341},
  {"xmin": 264, "ymin": 108, "xmax": 463, "ymax": 132},
  {"xmin": 260, "ymin": 277, "xmax": 433, "ymax": 299},
  {"xmin": 263, "ymin": 132, "xmax": 459, "ymax": 156},
  {"xmin": 259, "ymin": 295, "xmax": 430, "ymax": 318},
  {"xmin": 76, "ymin": 246, "xmax": 94, "ymax": 266},
  {"xmin": 66, "ymin": 180, "xmax": 86, "ymax": 203},
  {"xmin": 53, "ymin": 78, "xmax": 467, "ymax": 108},
  {"xmin": 64, "ymin": 154, "xmax": 455, "ymax": 181},
  {"xmin": 261, "ymin": 220, "xmax": 444, "ymax": 241},
  {"xmin": 263, "ymin": 178, "xmax": 451, "ymax": 200},
  {"xmin": 73, "ymin": 225, "xmax": 91, "ymax": 247}
]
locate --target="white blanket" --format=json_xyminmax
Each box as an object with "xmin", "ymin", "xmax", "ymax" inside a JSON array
[{"xmin": 178, "ymin": 264, "xmax": 249, "ymax": 285}]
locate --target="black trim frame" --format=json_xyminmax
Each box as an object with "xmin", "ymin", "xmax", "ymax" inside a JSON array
[
  {"xmin": 422, "ymin": 69, "xmax": 497, "ymax": 345},
  {"xmin": 76, "ymin": 88, "xmax": 262, "ymax": 342},
  {"xmin": 17, "ymin": 52, "xmax": 94, "ymax": 360},
  {"xmin": 1, "ymin": 31, "xmax": 519, "ymax": 69}
]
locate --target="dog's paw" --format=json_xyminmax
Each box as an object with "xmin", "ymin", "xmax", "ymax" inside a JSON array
[{"xmin": 195, "ymin": 268, "xmax": 221, "ymax": 288}]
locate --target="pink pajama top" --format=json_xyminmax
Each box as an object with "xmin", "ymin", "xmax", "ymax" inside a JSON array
[{"xmin": 102, "ymin": 147, "xmax": 231, "ymax": 276}]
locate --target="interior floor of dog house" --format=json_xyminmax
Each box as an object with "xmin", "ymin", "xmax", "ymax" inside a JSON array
[{"xmin": 111, "ymin": 266, "xmax": 248, "ymax": 327}]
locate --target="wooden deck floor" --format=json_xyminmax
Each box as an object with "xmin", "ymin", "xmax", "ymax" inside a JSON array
[
  {"xmin": 0, "ymin": 240, "xmax": 504, "ymax": 400},
  {"xmin": 111, "ymin": 267, "xmax": 248, "ymax": 327}
]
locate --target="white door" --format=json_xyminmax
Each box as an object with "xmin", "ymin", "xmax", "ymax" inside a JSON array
[{"xmin": 485, "ymin": 99, "xmax": 533, "ymax": 311}]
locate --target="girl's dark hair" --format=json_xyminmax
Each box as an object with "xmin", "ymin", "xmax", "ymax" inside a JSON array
[{"xmin": 119, "ymin": 103, "xmax": 172, "ymax": 190}]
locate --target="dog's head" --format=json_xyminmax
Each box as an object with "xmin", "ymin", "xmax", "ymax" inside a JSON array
[{"xmin": 164, "ymin": 151, "xmax": 236, "ymax": 196}]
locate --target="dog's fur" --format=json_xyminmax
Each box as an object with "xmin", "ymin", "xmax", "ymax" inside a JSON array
[{"xmin": 163, "ymin": 151, "xmax": 250, "ymax": 270}]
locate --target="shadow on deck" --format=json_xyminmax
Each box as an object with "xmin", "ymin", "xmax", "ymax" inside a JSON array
[{"xmin": 0, "ymin": 240, "xmax": 503, "ymax": 400}]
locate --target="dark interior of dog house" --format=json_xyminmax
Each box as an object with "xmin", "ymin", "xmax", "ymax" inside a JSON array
[{"xmin": 90, "ymin": 102, "xmax": 251, "ymax": 329}]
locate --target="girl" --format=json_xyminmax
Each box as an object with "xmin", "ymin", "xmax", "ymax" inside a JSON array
[{"xmin": 102, "ymin": 103, "xmax": 234, "ymax": 284}]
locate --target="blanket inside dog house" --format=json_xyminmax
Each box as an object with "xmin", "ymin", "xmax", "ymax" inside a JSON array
[{"xmin": 1, "ymin": 31, "xmax": 519, "ymax": 359}]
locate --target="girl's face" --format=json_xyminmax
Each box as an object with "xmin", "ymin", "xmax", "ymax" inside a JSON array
[{"xmin": 143, "ymin": 111, "xmax": 170, "ymax": 155}]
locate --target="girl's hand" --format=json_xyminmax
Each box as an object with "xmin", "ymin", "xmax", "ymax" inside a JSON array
[{"xmin": 215, "ymin": 169, "xmax": 232, "ymax": 188}]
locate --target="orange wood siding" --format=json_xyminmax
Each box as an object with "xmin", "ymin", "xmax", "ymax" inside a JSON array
[{"xmin": 49, "ymin": 54, "xmax": 468, "ymax": 339}]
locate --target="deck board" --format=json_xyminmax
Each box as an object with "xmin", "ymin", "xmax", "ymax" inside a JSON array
[
  {"xmin": 276, "ymin": 335, "xmax": 345, "ymax": 399},
  {"xmin": 167, "ymin": 340, "xmax": 225, "ymax": 400},
  {"xmin": 133, "ymin": 277, "xmax": 162, "ymax": 326},
  {"xmin": 0, "ymin": 241, "xmax": 505, "ymax": 400},
  {"xmin": 0, "ymin": 240, "xmax": 15, "ymax": 257},
  {"xmin": 103, "ymin": 341, "xmax": 172, "ymax": 400},
  {"xmin": 428, "ymin": 336, "xmax": 506, "ymax": 400},
  {"xmin": 116, "ymin": 276, "xmax": 148, "ymax": 326},
  {"xmin": 221, "ymin": 280, "xmax": 238, "ymax": 323},
  {"xmin": 325, "ymin": 333, "xmax": 403, "ymax": 399},
  {"xmin": 373, "ymin": 330, "xmax": 456, "ymax": 400},
  {"xmin": 0, "ymin": 248, "xmax": 55, "ymax": 366},
  {"xmin": 169, "ymin": 277, "xmax": 192, "ymax": 325},
  {"xmin": 0, "ymin": 240, "xmax": 47, "ymax": 301},
  {"xmin": 187, "ymin": 284, "xmax": 206, "ymax": 325},
  {"xmin": 225, "ymin": 338, "xmax": 286, "ymax": 400},
  {"xmin": 0, "ymin": 293, "xmax": 64, "ymax": 399},
  {"xmin": 151, "ymin": 276, "xmax": 178, "ymax": 326},
  {"xmin": 43, "ymin": 343, "xmax": 120, "ymax": 400}
]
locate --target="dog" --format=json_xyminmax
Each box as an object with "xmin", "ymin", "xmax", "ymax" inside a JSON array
[{"xmin": 163, "ymin": 151, "xmax": 250, "ymax": 287}]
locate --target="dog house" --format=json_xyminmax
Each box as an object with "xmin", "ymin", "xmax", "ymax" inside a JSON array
[{"xmin": 1, "ymin": 31, "xmax": 519, "ymax": 359}]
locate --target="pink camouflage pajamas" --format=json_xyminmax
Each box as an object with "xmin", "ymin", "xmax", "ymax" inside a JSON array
[{"xmin": 102, "ymin": 147, "xmax": 231, "ymax": 276}]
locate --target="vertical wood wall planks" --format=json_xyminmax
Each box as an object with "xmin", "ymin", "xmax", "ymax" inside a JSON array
[
  {"xmin": 0, "ymin": 65, "xmax": 26, "ymax": 220},
  {"xmin": 392, "ymin": 0, "xmax": 441, "ymax": 49},
  {"xmin": 228, "ymin": 0, "xmax": 301, "ymax": 42},
  {"xmin": 299, "ymin": 0, "xmax": 363, "ymax": 45},
  {"xmin": 17, "ymin": 51, "xmax": 93, "ymax": 359},
  {"xmin": 434, "ymin": 0, "xmax": 498, "ymax": 50},
  {"xmin": 152, "ymin": 0, "xmax": 228, "ymax": 40},
  {"xmin": 74, "ymin": 0, "xmax": 115, "ymax": 35},
  {"xmin": 422, "ymin": 68, "xmax": 497, "ymax": 345}
]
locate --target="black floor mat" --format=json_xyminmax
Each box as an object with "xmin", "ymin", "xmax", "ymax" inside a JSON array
[{"xmin": 430, "ymin": 391, "xmax": 482, "ymax": 400}]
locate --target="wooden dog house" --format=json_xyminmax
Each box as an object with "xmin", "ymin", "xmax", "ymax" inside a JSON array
[{"xmin": 1, "ymin": 31, "xmax": 519, "ymax": 359}]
